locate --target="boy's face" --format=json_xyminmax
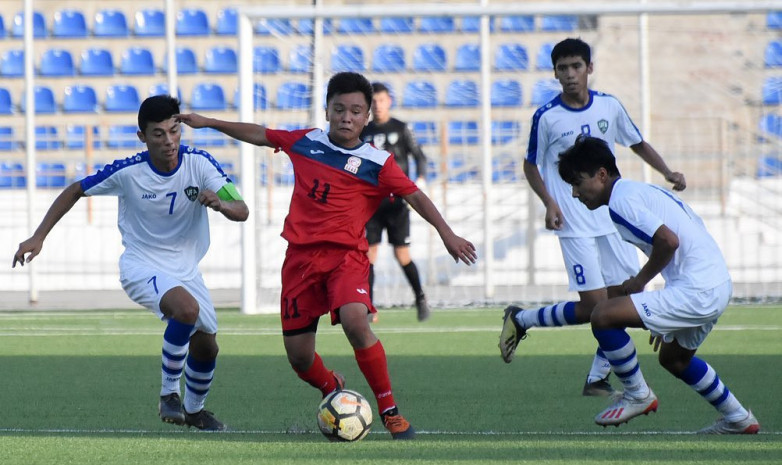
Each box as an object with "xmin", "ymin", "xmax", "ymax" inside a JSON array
[
  {"xmin": 137, "ymin": 117, "xmax": 181, "ymax": 170},
  {"xmin": 554, "ymin": 55, "xmax": 592, "ymax": 95},
  {"xmin": 569, "ymin": 168, "xmax": 609, "ymax": 210},
  {"xmin": 325, "ymin": 91, "xmax": 370, "ymax": 147},
  {"xmin": 371, "ymin": 90, "xmax": 392, "ymax": 122}
]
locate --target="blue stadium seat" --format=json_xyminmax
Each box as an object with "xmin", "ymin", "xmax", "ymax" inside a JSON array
[
  {"xmin": 499, "ymin": 15, "xmax": 535, "ymax": 32},
  {"xmin": 204, "ymin": 46, "xmax": 237, "ymax": 74},
  {"xmin": 36, "ymin": 162, "xmax": 67, "ymax": 187},
  {"xmin": 12, "ymin": 11, "xmax": 46, "ymax": 38},
  {"xmin": 0, "ymin": 88, "xmax": 12, "ymax": 114},
  {"xmin": 1, "ymin": 50, "xmax": 24, "ymax": 77},
  {"xmin": 276, "ymin": 82, "xmax": 311, "ymax": 110},
  {"xmin": 120, "ymin": 47, "xmax": 155, "ymax": 75},
  {"xmin": 380, "ymin": 17, "xmax": 413, "ymax": 34},
  {"xmin": 541, "ymin": 15, "xmax": 578, "ymax": 31},
  {"xmin": 216, "ymin": 8, "xmax": 237, "ymax": 35},
  {"xmin": 289, "ymin": 45, "xmax": 312, "ymax": 73},
  {"xmin": 94, "ymin": 9, "xmax": 128, "ymax": 37},
  {"xmin": 40, "ymin": 49, "xmax": 75, "ymax": 77},
  {"xmin": 454, "ymin": 44, "xmax": 480, "ymax": 71},
  {"xmin": 768, "ymin": 12, "xmax": 782, "ymax": 30},
  {"xmin": 331, "ymin": 45, "xmax": 365, "ymax": 72},
  {"xmin": 148, "ymin": 83, "xmax": 182, "ymax": 101},
  {"xmin": 531, "ymin": 79, "xmax": 561, "ymax": 106},
  {"xmin": 765, "ymin": 40, "xmax": 782, "ymax": 68},
  {"xmin": 191, "ymin": 82, "xmax": 227, "ymax": 110},
  {"xmin": 402, "ymin": 80, "xmax": 437, "ymax": 108},
  {"xmin": 757, "ymin": 154, "xmax": 782, "ymax": 177},
  {"xmin": 20, "ymin": 86, "xmax": 56, "ymax": 114},
  {"xmin": 491, "ymin": 79, "xmax": 522, "ymax": 107},
  {"xmin": 105, "ymin": 84, "xmax": 140, "ymax": 112},
  {"xmin": 134, "ymin": 9, "xmax": 165, "ymax": 37},
  {"xmin": 536, "ymin": 43, "xmax": 555, "ymax": 70},
  {"xmin": 448, "ymin": 157, "xmax": 479, "ymax": 182},
  {"xmin": 63, "ymin": 84, "xmax": 98, "ymax": 113},
  {"xmin": 234, "ymin": 83, "xmax": 268, "ymax": 110},
  {"xmin": 296, "ymin": 18, "xmax": 333, "ymax": 35},
  {"xmin": 445, "ymin": 80, "xmax": 479, "ymax": 107},
  {"xmin": 411, "ymin": 121, "xmax": 438, "ymax": 145},
  {"xmin": 448, "ymin": 121, "xmax": 479, "ymax": 145},
  {"xmin": 176, "ymin": 8, "xmax": 209, "ymax": 36},
  {"xmin": 53, "ymin": 9, "xmax": 87, "ymax": 38},
  {"xmin": 254, "ymin": 46, "xmax": 281, "ymax": 73},
  {"xmin": 461, "ymin": 16, "xmax": 495, "ymax": 33},
  {"xmin": 255, "ymin": 18, "xmax": 293, "ymax": 36},
  {"xmin": 0, "ymin": 15, "xmax": 6, "ymax": 38},
  {"xmin": 759, "ymin": 113, "xmax": 782, "ymax": 138},
  {"xmin": 191, "ymin": 127, "xmax": 227, "ymax": 147},
  {"xmin": 491, "ymin": 121, "xmax": 521, "ymax": 145},
  {"xmin": 107, "ymin": 125, "xmax": 143, "ymax": 149},
  {"xmin": 412, "ymin": 43, "xmax": 447, "ymax": 72},
  {"xmin": 338, "ymin": 18, "xmax": 374, "ymax": 34},
  {"xmin": 66, "ymin": 125, "xmax": 101, "ymax": 150},
  {"xmin": 495, "ymin": 43, "xmax": 529, "ymax": 71},
  {"xmin": 35, "ymin": 126, "xmax": 61, "ymax": 150},
  {"xmin": 80, "ymin": 48, "xmax": 114, "ymax": 76},
  {"xmin": 166, "ymin": 47, "xmax": 198, "ymax": 74},
  {"xmin": 373, "ymin": 44, "xmax": 405, "ymax": 73},
  {"xmin": 0, "ymin": 161, "xmax": 24, "ymax": 187},
  {"xmin": 763, "ymin": 76, "xmax": 782, "ymax": 105},
  {"xmin": 0, "ymin": 128, "xmax": 17, "ymax": 152},
  {"xmin": 419, "ymin": 16, "xmax": 454, "ymax": 33},
  {"xmin": 492, "ymin": 155, "xmax": 518, "ymax": 182}
]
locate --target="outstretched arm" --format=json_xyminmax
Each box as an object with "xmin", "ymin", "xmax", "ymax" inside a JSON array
[
  {"xmin": 176, "ymin": 113, "xmax": 273, "ymax": 148},
  {"xmin": 13, "ymin": 181, "xmax": 85, "ymax": 267},
  {"xmin": 630, "ymin": 141, "xmax": 686, "ymax": 191},
  {"xmin": 402, "ymin": 190, "xmax": 477, "ymax": 265},
  {"xmin": 523, "ymin": 159, "xmax": 564, "ymax": 230}
]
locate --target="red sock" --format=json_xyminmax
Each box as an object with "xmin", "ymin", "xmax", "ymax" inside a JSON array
[
  {"xmin": 293, "ymin": 352, "xmax": 336, "ymax": 396},
  {"xmin": 355, "ymin": 340, "xmax": 396, "ymax": 413}
]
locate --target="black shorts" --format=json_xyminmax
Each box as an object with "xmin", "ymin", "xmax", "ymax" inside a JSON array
[{"xmin": 366, "ymin": 198, "xmax": 411, "ymax": 246}]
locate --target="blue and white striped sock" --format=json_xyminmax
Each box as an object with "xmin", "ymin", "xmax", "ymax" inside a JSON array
[
  {"xmin": 517, "ymin": 301, "xmax": 577, "ymax": 329},
  {"xmin": 161, "ymin": 319, "xmax": 194, "ymax": 396},
  {"xmin": 676, "ymin": 357, "xmax": 747, "ymax": 422},
  {"xmin": 586, "ymin": 348, "xmax": 612, "ymax": 384},
  {"xmin": 592, "ymin": 328, "xmax": 649, "ymax": 398},
  {"xmin": 184, "ymin": 355, "xmax": 216, "ymax": 414}
]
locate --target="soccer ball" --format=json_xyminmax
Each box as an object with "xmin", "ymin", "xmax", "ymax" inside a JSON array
[{"xmin": 317, "ymin": 389, "xmax": 373, "ymax": 442}]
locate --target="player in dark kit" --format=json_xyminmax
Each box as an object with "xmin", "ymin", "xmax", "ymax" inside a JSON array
[{"xmin": 361, "ymin": 82, "xmax": 430, "ymax": 322}]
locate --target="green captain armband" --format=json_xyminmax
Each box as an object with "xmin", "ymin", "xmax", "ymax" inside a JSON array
[{"xmin": 216, "ymin": 182, "xmax": 244, "ymax": 201}]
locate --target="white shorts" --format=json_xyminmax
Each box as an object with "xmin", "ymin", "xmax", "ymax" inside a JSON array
[
  {"xmin": 559, "ymin": 233, "xmax": 639, "ymax": 292},
  {"xmin": 120, "ymin": 263, "xmax": 218, "ymax": 334},
  {"xmin": 630, "ymin": 279, "xmax": 732, "ymax": 350}
]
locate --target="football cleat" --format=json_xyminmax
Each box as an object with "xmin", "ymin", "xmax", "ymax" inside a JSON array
[
  {"xmin": 159, "ymin": 393, "xmax": 185, "ymax": 425},
  {"xmin": 415, "ymin": 295, "xmax": 431, "ymax": 322},
  {"xmin": 323, "ymin": 370, "xmax": 346, "ymax": 398},
  {"xmin": 582, "ymin": 374, "xmax": 622, "ymax": 398},
  {"xmin": 184, "ymin": 409, "xmax": 227, "ymax": 431},
  {"xmin": 697, "ymin": 411, "xmax": 760, "ymax": 434},
  {"xmin": 498, "ymin": 305, "xmax": 527, "ymax": 363},
  {"xmin": 595, "ymin": 390, "xmax": 658, "ymax": 427},
  {"xmin": 381, "ymin": 407, "xmax": 416, "ymax": 440}
]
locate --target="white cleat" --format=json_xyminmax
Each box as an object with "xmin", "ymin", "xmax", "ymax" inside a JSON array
[
  {"xmin": 595, "ymin": 390, "xmax": 658, "ymax": 427},
  {"xmin": 697, "ymin": 411, "xmax": 760, "ymax": 435}
]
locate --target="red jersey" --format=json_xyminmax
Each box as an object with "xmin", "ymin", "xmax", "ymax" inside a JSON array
[{"xmin": 266, "ymin": 128, "xmax": 419, "ymax": 251}]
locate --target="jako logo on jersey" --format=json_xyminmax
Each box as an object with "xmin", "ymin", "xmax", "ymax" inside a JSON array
[
  {"xmin": 184, "ymin": 186, "xmax": 199, "ymax": 201},
  {"xmin": 345, "ymin": 156, "xmax": 361, "ymax": 174},
  {"xmin": 141, "ymin": 193, "xmax": 156, "ymax": 199},
  {"xmin": 598, "ymin": 119, "xmax": 609, "ymax": 134},
  {"xmin": 356, "ymin": 288, "xmax": 368, "ymax": 294},
  {"xmin": 310, "ymin": 149, "xmax": 324, "ymax": 154},
  {"xmin": 642, "ymin": 303, "xmax": 652, "ymax": 317},
  {"xmin": 561, "ymin": 130, "xmax": 574, "ymax": 137}
]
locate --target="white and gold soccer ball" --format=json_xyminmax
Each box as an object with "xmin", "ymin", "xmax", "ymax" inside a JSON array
[{"xmin": 317, "ymin": 389, "xmax": 373, "ymax": 442}]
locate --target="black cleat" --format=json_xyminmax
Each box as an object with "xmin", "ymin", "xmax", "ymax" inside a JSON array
[
  {"xmin": 415, "ymin": 295, "xmax": 431, "ymax": 322},
  {"xmin": 184, "ymin": 409, "xmax": 227, "ymax": 431},
  {"xmin": 159, "ymin": 393, "xmax": 185, "ymax": 425},
  {"xmin": 582, "ymin": 374, "xmax": 622, "ymax": 398},
  {"xmin": 498, "ymin": 305, "xmax": 527, "ymax": 363}
]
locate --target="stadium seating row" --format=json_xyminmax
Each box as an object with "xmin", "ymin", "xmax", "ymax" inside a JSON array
[
  {"xmin": 0, "ymin": 9, "xmax": 582, "ymax": 38},
  {"xmin": 0, "ymin": 42, "xmax": 556, "ymax": 78}
]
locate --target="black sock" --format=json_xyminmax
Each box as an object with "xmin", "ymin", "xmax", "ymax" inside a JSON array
[{"xmin": 401, "ymin": 262, "xmax": 424, "ymax": 298}]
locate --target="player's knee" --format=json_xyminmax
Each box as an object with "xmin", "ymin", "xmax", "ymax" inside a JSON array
[
  {"xmin": 589, "ymin": 304, "xmax": 611, "ymax": 329},
  {"xmin": 189, "ymin": 332, "xmax": 218, "ymax": 360},
  {"xmin": 658, "ymin": 350, "xmax": 687, "ymax": 376},
  {"xmin": 287, "ymin": 352, "xmax": 311, "ymax": 372}
]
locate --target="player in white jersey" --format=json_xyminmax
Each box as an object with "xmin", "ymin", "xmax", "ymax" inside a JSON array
[
  {"xmin": 499, "ymin": 38, "xmax": 687, "ymax": 397},
  {"xmin": 556, "ymin": 135, "xmax": 759, "ymax": 433},
  {"xmin": 12, "ymin": 95, "xmax": 248, "ymax": 431}
]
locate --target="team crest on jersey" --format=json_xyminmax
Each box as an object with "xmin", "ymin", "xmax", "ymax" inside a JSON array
[
  {"xmin": 184, "ymin": 186, "xmax": 199, "ymax": 201},
  {"xmin": 387, "ymin": 132, "xmax": 399, "ymax": 145},
  {"xmin": 344, "ymin": 156, "xmax": 361, "ymax": 174},
  {"xmin": 598, "ymin": 119, "xmax": 609, "ymax": 134},
  {"xmin": 373, "ymin": 133, "xmax": 386, "ymax": 148}
]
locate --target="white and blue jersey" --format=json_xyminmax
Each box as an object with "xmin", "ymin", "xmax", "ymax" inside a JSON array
[
  {"xmin": 80, "ymin": 145, "xmax": 232, "ymax": 281},
  {"xmin": 527, "ymin": 90, "xmax": 643, "ymax": 237},
  {"xmin": 608, "ymin": 178, "xmax": 730, "ymax": 289}
]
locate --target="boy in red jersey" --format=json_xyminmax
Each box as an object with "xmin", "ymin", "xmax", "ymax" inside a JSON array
[{"xmin": 177, "ymin": 72, "xmax": 477, "ymax": 439}]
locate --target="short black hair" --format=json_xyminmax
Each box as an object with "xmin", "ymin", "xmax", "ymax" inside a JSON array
[
  {"xmin": 138, "ymin": 95, "xmax": 180, "ymax": 132},
  {"xmin": 371, "ymin": 82, "xmax": 390, "ymax": 95},
  {"xmin": 558, "ymin": 135, "xmax": 620, "ymax": 185},
  {"xmin": 326, "ymin": 72, "xmax": 373, "ymax": 109},
  {"xmin": 551, "ymin": 37, "xmax": 591, "ymax": 68}
]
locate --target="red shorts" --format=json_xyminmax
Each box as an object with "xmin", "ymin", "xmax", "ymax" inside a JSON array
[{"xmin": 280, "ymin": 245, "xmax": 376, "ymax": 335}]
